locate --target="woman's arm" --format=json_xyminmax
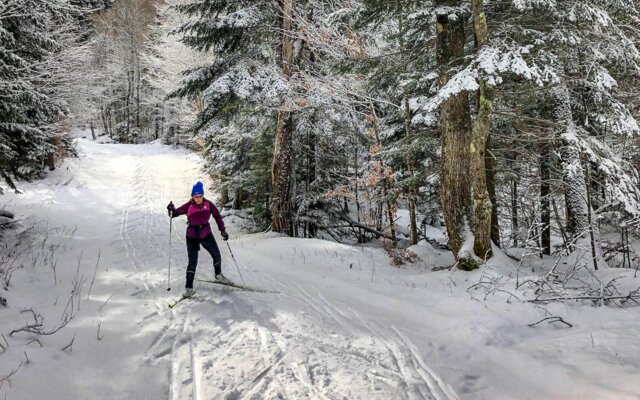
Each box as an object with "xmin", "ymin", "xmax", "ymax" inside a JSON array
[
  {"xmin": 209, "ymin": 200, "xmax": 226, "ymax": 232},
  {"xmin": 172, "ymin": 201, "xmax": 191, "ymax": 217}
]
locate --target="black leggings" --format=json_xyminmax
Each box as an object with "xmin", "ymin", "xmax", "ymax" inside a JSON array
[{"xmin": 186, "ymin": 233, "xmax": 221, "ymax": 289}]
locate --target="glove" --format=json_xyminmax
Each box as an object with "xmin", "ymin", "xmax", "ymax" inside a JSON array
[
  {"xmin": 167, "ymin": 201, "xmax": 175, "ymax": 217},
  {"xmin": 221, "ymin": 230, "xmax": 229, "ymax": 241}
]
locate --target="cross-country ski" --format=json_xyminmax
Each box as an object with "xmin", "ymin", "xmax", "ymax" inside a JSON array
[
  {"xmin": 196, "ymin": 278, "xmax": 280, "ymax": 294},
  {"xmin": 168, "ymin": 295, "xmax": 191, "ymax": 309}
]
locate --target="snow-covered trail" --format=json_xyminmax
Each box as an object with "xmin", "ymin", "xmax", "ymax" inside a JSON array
[
  {"xmin": 0, "ymin": 139, "xmax": 210, "ymax": 399},
  {"xmin": 0, "ymin": 139, "xmax": 456, "ymax": 400},
  {"xmin": 3, "ymin": 138, "xmax": 640, "ymax": 400}
]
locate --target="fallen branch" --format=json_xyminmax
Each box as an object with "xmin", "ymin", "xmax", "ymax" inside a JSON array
[
  {"xmin": 529, "ymin": 292, "xmax": 640, "ymax": 305},
  {"xmin": 27, "ymin": 338, "xmax": 43, "ymax": 347},
  {"xmin": 432, "ymin": 263, "xmax": 456, "ymax": 271},
  {"xmin": 99, "ymin": 291, "xmax": 117, "ymax": 312},
  {"xmin": 0, "ymin": 360, "xmax": 23, "ymax": 391},
  {"xmin": 10, "ymin": 307, "xmax": 74, "ymax": 336},
  {"xmin": 528, "ymin": 316, "xmax": 573, "ymax": 328},
  {"xmin": 61, "ymin": 333, "xmax": 76, "ymax": 352},
  {"xmin": 0, "ymin": 209, "xmax": 14, "ymax": 219},
  {"xmin": 0, "ymin": 334, "xmax": 8, "ymax": 352},
  {"xmin": 86, "ymin": 250, "xmax": 101, "ymax": 299},
  {"xmin": 336, "ymin": 215, "xmax": 398, "ymax": 241}
]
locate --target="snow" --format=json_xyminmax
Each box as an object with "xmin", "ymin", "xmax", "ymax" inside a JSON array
[
  {"xmin": 411, "ymin": 45, "xmax": 558, "ymax": 115},
  {"xmin": 512, "ymin": 0, "xmax": 557, "ymax": 11},
  {"xmin": 1, "ymin": 137, "xmax": 640, "ymax": 399}
]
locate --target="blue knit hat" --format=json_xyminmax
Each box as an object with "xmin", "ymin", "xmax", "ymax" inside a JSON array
[{"xmin": 191, "ymin": 181, "xmax": 204, "ymax": 196}]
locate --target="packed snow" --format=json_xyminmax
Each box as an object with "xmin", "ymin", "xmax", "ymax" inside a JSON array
[{"xmin": 1, "ymin": 136, "xmax": 639, "ymax": 399}]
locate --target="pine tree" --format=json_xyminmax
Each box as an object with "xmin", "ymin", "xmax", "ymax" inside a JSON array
[
  {"xmin": 171, "ymin": 0, "xmax": 286, "ymax": 210},
  {"xmin": 0, "ymin": 0, "xmax": 82, "ymax": 187},
  {"xmin": 486, "ymin": 0, "xmax": 640, "ymax": 258},
  {"xmin": 343, "ymin": 0, "xmax": 439, "ymax": 245}
]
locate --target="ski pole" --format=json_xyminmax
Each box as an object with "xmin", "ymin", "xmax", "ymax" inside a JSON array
[
  {"xmin": 167, "ymin": 211, "xmax": 173, "ymax": 291},
  {"xmin": 226, "ymin": 241, "xmax": 245, "ymax": 287}
]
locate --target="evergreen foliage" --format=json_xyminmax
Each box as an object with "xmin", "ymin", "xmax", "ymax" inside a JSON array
[
  {"xmin": 5, "ymin": 0, "xmax": 639, "ymax": 268},
  {"xmin": 0, "ymin": 0, "xmax": 83, "ymax": 185}
]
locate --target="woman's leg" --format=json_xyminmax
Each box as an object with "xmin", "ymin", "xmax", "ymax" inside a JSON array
[
  {"xmin": 186, "ymin": 237, "xmax": 200, "ymax": 288},
  {"xmin": 200, "ymin": 234, "xmax": 222, "ymax": 275}
]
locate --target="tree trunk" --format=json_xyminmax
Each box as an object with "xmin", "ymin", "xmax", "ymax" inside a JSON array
[
  {"xmin": 486, "ymin": 134, "xmax": 500, "ymax": 247},
  {"xmin": 110, "ymin": 106, "xmax": 115, "ymax": 139},
  {"xmin": 553, "ymin": 86, "xmax": 589, "ymax": 239},
  {"xmin": 552, "ymin": 198, "xmax": 570, "ymax": 251},
  {"xmin": 125, "ymin": 68, "xmax": 133, "ymax": 143},
  {"xmin": 271, "ymin": 114, "xmax": 294, "ymax": 235},
  {"xmin": 271, "ymin": 0, "xmax": 295, "ymax": 235},
  {"xmin": 220, "ymin": 175, "xmax": 229, "ymax": 207},
  {"xmin": 90, "ymin": 120, "xmax": 96, "ymax": 140},
  {"xmin": 153, "ymin": 103, "xmax": 161, "ymax": 140},
  {"xmin": 306, "ymin": 120, "xmax": 318, "ymax": 238},
  {"xmin": 403, "ymin": 91, "xmax": 419, "ymax": 245},
  {"xmin": 369, "ymin": 102, "xmax": 397, "ymax": 245},
  {"xmin": 100, "ymin": 104, "xmax": 108, "ymax": 138},
  {"xmin": 540, "ymin": 138, "xmax": 551, "ymax": 255},
  {"xmin": 1, "ymin": 172, "xmax": 19, "ymax": 193},
  {"xmin": 233, "ymin": 187, "xmax": 244, "ymax": 209},
  {"xmin": 436, "ymin": 2, "xmax": 473, "ymax": 268},
  {"xmin": 583, "ymin": 159, "xmax": 598, "ymax": 270},
  {"xmin": 470, "ymin": 0, "xmax": 493, "ymax": 260},
  {"xmin": 160, "ymin": 108, "xmax": 165, "ymax": 138},
  {"xmin": 511, "ymin": 177, "xmax": 518, "ymax": 247},
  {"xmin": 398, "ymin": 7, "xmax": 418, "ymax": 245},
  {"xmin": 354, "ymin": 140, "xmax": 365, "ymax": 242},
  {"xmin": 136, "ymin": 55, "xmax": 141, "ymax": 128}
]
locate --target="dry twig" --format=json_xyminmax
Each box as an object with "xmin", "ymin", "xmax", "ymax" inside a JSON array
[{"xmin": 528, "ymin": 316, "xmax": 573, "ymax": 328}]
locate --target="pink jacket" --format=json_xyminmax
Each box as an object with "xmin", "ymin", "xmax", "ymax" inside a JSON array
[{"xmin": 173, "ymin": 198, "xmax": 225, "ymax": 239}]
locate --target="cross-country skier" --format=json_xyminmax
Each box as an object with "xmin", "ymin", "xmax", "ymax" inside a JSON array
[{"xmin": 166, "ymin": 181, "xmax": 231, "ymax": 298}]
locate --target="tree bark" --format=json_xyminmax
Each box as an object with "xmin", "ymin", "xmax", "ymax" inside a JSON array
[
  {"xmin": 369, "ymin": 102, "xmax": 397, "ymax": 245},
  {"xmin": 100, "ymin": 104, "xmax": 109, "ymax": 138},
  {"xmin": 398, "ymin": 7, "xmax": 418, "ymax": 246},
  {"xmin": 220, "ymin": 175, "xmax": 229, "ymax": 207},
  {"xmin": 1, "ymin": 172, "xmax": 19, "ymax": 192},
  {"xmin": 153, "ymin": 103, "xmax": 161, "ymax": 140},
  {"xmin": 125, "ymin": 68, "xmax": 133, "ymax": 142},
  {"xmin": 90, "ymin": 120, "xmax": 96, "ymax": 140},
  {"xmin": 233, "ymin": 187, "xmax": 244, "ymax": 209},
  {"xmin": 436, "ymin": 2, "xmax": 473, "ymax": 268},
  {"xmin": 354, "ymin": 140, "xmax": 365, "ymax": 242},
  {"xmin": 552, "ymin": 86, "xmax": 590, "ymax": 239},
  {"xmin": 511, "ymin": 176, "xmax": 518, "ymax": 247},
  {"xmin": 583, "ymin": 159, "xmax": 598, "ymax": 270},
  {"xmin": 136, "ymin": 55, "xmax": 141, "ymax": 128},
  {"xmin": 271, "ymin": 0, "xmax": 295, "ymax": 235},
  {"xmin": 403, "ymin": 91, "xmax": 419, "ymax": 246},
  {"xmin": 470, "ymin": 0, "xmax": 493, "ymax": 260},
  {"xmin": 540, "ymin": 138, "xmax": 551, "ymax": 255},
  {"xmin": 486, "ymin": 134, "xmax": 500, "ymax": 247}
]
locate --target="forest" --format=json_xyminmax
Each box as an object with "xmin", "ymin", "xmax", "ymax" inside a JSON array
[
  {"xmin": 3, "ymin": 0, "xmax": 640, "ymax": 271},
  {"xmin": 2, "ymin": 1, "xmax": 640, "ymax": 398}
]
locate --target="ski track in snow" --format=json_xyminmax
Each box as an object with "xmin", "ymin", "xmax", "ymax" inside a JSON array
[{"xmin": 0, "ymin": 139, "xmax": 458, "ymax": 400}]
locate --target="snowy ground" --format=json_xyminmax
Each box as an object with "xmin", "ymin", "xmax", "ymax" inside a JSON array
[{"xmin": 1, "ymin": 137, "xmax": 640, "ymax": 399}]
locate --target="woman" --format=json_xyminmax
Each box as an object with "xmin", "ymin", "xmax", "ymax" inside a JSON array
[{"xmin": 167, "ymin": 181, "xmax": 230, "ymax": 298}]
